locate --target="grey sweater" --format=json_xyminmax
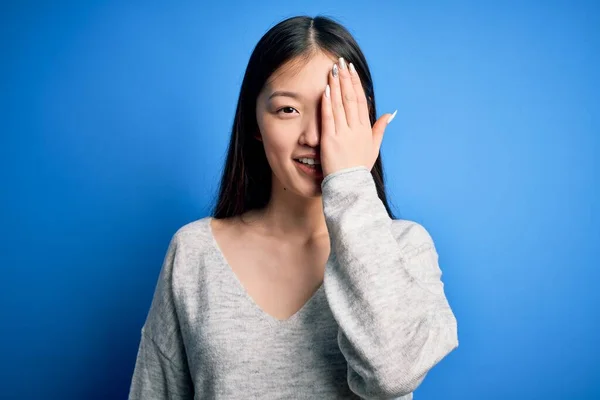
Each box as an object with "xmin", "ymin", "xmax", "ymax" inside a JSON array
[{"xmin": 128, "ymin": 166, "xmax": 459, "ymax": 399}]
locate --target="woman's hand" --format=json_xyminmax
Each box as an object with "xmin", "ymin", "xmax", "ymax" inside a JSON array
[{"xmin": 320, "ymin": 57, "xmax": 397, "ymax": 178}]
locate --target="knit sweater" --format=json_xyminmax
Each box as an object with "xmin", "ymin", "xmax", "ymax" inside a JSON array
[{"xmin": 128, "ymin": 166, "xmax": 459, "ymax": 399}]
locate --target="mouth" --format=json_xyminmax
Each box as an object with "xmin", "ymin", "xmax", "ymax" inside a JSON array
[{"xmin": 294, "ymin": 159, "xmax": 323, "ymax": 179}]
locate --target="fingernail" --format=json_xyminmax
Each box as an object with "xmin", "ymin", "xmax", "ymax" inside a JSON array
[
  {"xmin": 332, "ymin": 64, "xmax": 339, "ymax": 78},
  {"xmin": 387, "ymin": 110, "xmax": 398, "ymax": 124},
  {"xmin": 349, "ymin": 63, "xmax": 356, "ymax": 75},
  {"xmin": 338, "ymin": 57, "xmax": 347, "ymax": 70},
  {"xmin": 325, "ymin": 84, "xmax": 330, "ymax": 98}
]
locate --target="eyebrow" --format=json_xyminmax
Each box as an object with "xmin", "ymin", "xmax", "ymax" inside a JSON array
[{"xmin": 268, "ymin": 91, "xmax": 303, "ymax": 101}]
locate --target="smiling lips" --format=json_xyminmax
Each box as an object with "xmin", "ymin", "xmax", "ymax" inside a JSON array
[{"xmin": 294, "ymin": 158, "xmax": 323, "ymax": 179}]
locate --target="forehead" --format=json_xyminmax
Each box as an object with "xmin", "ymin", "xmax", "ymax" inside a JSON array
[{"xmin": 264, "ymin": 51, "xmax": 337, "ymax": 96}]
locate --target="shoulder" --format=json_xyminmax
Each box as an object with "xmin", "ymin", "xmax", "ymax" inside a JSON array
[
  {"xmin": 158, "ymin": 217, "xmax": 216, "ymax": 275},
  {"xmin": 157, "ymin": 216, "xmax": 223, "ymax": 289},
  {"xmin": 390, "ymin": 219, "xmax": 437, "ymax": 259},
  {"xmin": 169, "ymin": 216, "xmax": 213, "ymax": 249},
  {"xmin": 166, "ymin": 215, "xmax": 245, "ymax": 269}
]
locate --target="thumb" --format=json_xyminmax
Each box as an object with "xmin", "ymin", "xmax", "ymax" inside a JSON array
[{"xmin": 372, "ymin": 109, "xmax": 397, "ymax": 148}]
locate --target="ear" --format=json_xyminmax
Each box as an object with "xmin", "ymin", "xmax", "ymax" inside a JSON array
[{"xmin": 254, "ymin": 133, "xmax": 263, "ymax": 142}]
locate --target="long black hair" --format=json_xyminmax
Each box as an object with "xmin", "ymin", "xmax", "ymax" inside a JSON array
[{"xmin": 212, "ymin": 15, "xmax": 397, "ymax": 220}]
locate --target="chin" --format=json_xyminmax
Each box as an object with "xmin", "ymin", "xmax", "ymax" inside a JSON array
[
  {"xmin": 282, "ymin": 176, "xmax": 323, "ymax": 199},
  {"xmin": 298, "ymin": 178, "xmax": 323, "ymax": 198},
  {"xmin": 274, "ymin": 165, "xmax": 324, "ymax": 198}
]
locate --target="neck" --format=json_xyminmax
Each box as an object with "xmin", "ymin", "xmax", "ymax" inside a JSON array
[{"xmin": 250, "ymin": 175, "xmax": 328, "ymax": 241}]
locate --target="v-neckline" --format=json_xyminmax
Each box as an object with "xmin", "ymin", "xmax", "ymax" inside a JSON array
[{"xmin": 206, "ymin": 217, "xmax": 328, "ymax": 328}]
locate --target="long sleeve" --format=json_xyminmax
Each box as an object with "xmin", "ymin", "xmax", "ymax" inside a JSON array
[
  {"xmin": 128, "ymin": 234, "xmax": 195, "ymax": 400},
  {"xmin": 321, "ymin": 166, "xmax": 459, "ymax": 399}
]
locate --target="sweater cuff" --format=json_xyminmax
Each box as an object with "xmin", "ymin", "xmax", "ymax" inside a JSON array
[
  {"xmin": 321, "ymin": 166, "xmax": 385, "ymax": 225},
  {"xmin": 321, "ymin": 166, "xmax": 373, "ymax": 193}
]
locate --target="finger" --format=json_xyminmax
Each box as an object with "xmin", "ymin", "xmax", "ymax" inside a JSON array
[
  {"xmin": 372, "ymin": 111, "xmax": 397, "ymax": 151},
  {"xmin": 348, "ymin": 62, "xmax": 371, "ymax": 126},
  {"xmin": 337, "ymin": 58, "xmax": 359, "ymax": 128},
  {"xmin": 329, "ymin": 62, "xmax": 347, "ymax": 133},
  {"xmin": 321, "ymin": 84, "xmax": 335, "ymax": 139}
]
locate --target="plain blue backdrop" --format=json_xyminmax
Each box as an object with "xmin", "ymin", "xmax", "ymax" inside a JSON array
[{"xmin": 1, "ymin": 1, "xmax": 598, "ymax": 399}]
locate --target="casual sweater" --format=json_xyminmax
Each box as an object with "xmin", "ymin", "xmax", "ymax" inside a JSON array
[{"xmin": 128, "ymin": 166, "xmax": 459, "ymax": 399}]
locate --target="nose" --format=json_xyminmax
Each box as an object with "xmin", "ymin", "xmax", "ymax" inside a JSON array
[{"xmin": 298, "ymin": 114, "xmax": 321, "ymax": 147}]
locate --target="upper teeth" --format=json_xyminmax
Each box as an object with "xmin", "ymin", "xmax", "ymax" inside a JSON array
[{"xmin": 298, "ymin": 158, "xmax": 320, "ymax": 165}]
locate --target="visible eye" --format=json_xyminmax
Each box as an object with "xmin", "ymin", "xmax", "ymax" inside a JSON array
[{"xmin": 277, "ymin": 106, "xmax": 299, "ymax": 115}]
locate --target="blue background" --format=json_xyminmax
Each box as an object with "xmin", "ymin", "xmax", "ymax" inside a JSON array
[{"xmin": 1, "ymin": 1, "xmax": 598, "ymax": 399}]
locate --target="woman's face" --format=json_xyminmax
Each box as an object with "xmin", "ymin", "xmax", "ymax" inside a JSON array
[{"xmin": 256, "ymin": 51, "xmax": 336, "ymax": 198}]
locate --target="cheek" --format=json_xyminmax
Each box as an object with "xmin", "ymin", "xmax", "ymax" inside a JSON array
[
  {"xmin": 262, "ymin": 137, "xmax": 294, "ymax": 176},
  {"xmin": 263, "ymin": 135, "xmax": 290, "ymax": 155},
  {"xmin": 259, "ymin": 123, "xmax": 299, "ymax": 165}
]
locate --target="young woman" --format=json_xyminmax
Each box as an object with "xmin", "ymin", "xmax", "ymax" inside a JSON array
[{"xmin": 129, "ymin": 15, "xmax": 458, "ymax": 400}]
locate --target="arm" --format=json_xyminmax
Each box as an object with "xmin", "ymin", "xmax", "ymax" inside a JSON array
[
  {"xmin": 128, "ymin": 234, "xmax": 194, "ymax": 400},
  {"xmin": 321, "ymin": 167, "xmax": 459, "ymax": 399}
]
